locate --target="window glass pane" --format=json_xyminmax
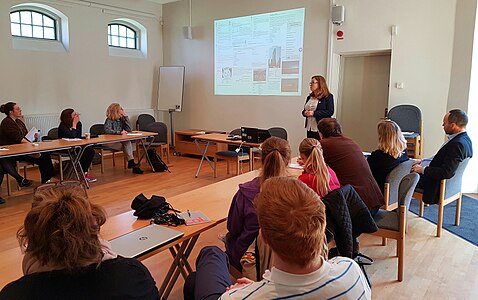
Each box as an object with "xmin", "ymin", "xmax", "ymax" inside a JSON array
[
  {"xmin": 44, "ymin": 27, "xmax": 55, "ymax": 39},
  {"xmin": 108, "ymin": 26, "xmax": 111, "ymax": 35},
  {"xmin": 32, "ymin": 12, "xmax": 43, "ymax": 26},
  {"xmin": 43, "ymin": 16, "xmax": 54, "ymax": 27},
  {"xmin": 10, "ymin": 12, "xmax": 20, "ymax": 23},
  {"xmin": 126, "ymin": 28, "xmax": 134, "ymax": 38},
  {"xmin": 21, "ymin": 24, "xmax": 32, "ymax": 37},
  {"xmin": 33, "ymin": 25, "xmax": 43, "ymax": 38},
  {"xmin": 119, "ymin": 37, "xmax": 127, "ymax": 47},
  {"xmin": 127, "ymin": 38, "xmax": 135, "ymax": 49},
  {"xmin": 119, "ymin": 25, "xmax": 126, "ymax": 37},
  {"xmin": 11, "ymin": 23, "xmax": 21, "ymax": 36},
  {"xmin": 112, "ymin": 36, "xmax": 119, "ymax": 46},
  {"xmin": 20, "ymin": 11, "xmax": 32, "ymax": 24},
  {"xmin": 111, "ymin": 25, "xmax": 118, "ymax": 35}
]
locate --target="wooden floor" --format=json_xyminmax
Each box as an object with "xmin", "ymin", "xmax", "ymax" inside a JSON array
[{"xmin": 0, "ymin": 153, "xmax": 477, "ymax": 299}]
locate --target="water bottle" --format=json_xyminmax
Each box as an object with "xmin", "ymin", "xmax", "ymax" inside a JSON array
[{"xmin": 37, "ymin": 129, "xmax": 41, "ymax": 142}]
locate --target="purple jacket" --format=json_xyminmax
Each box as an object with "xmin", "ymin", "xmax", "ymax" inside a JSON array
[{"xmin": 226, "ymin": 177, "xmax": 261, "ymax": 269}]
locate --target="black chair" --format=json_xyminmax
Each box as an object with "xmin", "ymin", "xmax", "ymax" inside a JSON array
[
  {"xmin": 213, "ymin": 129, "xmax": 250, "ymax": 178},
  {"xmin": 45, "ymin": 127, "xmax": 71, "ymax": 180},
  {"xmin": 136, "ymin": 114, "xmax": 156, "ymax": 131},
  {"xmin": 143, "ymin": 122, "xmax": 170, "ymax": 164},
  {"xmin": 268, "ymin": 127, "xmax": 287, "ymax": 140},
  {"xmin": 89, "ymin": 124, "xmax": 126, "ymax": 173}
]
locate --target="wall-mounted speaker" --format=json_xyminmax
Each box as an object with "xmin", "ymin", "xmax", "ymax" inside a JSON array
[{"xmin": 331, "ymin": 5, "xmax": 345, "ymax": 25}]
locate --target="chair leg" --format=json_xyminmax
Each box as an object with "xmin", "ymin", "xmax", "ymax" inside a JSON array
[
  {"xmin": 112, "ymin": 152, "xmax": 116, "ymax": 167},
  {"xmin": 419, "ymin": 199, "xmax": 424, "ymax": 217},
  {"xmin": 455, "ymin": 193, "xmax": 462, "ymax": 226},
  {"xmin": 381, "ymin": 237, "xmax": 387, "ymax": 246},
  {"xmin": 226, "ymin": 160, "xmax": 230, "ymax": 174},
  {"xmin": 437, "ymin": 199, "xmax": 444, "ymax": 237},
  {"xmin": 165, "ymin": 145, "xmax": 170, "ymax": 164},
  {"xmin": 236, "ymin": 159, "xmax": 240, "ymax": 175},
  {"xmin": 6, "ymin": 174, "xmax": 11, "ymax": 196},
  {"xmin": 398, "ymin": 237, "xmax": 404, "ymax": 281},
  {"xmin": 59, "ymin": 157, "xmax": 64, "ymax": 180},
  {"xmin": 100, "ymin": 150, "xmax": 105, "ymax": 174},
  {"xmin": 214, "ymin": 156, "xmax": 218, "ymax": 178}
]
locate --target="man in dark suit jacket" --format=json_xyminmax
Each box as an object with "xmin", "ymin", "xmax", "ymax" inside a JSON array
[
  {"xmin": 411, "ymin": 109, "xmax": 473, "ymax": 204},
  {"xmin": 318, "ymin": 118, "xmax": 384, "ymax": 214}
]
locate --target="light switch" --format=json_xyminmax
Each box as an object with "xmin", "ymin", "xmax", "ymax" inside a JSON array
[{"xmin": 395, "ymin": 82, "xmax": 404, "ymax": 89}]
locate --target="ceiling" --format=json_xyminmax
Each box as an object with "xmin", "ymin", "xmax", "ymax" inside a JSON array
[{"xmin": 146, "ymin": 0, "xmax": 181, "ymax": 4}]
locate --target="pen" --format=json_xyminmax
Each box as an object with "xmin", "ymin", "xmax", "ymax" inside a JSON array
[{"xmin": 187, "ymin": 210, "xmax": 191, "ymax": 218}]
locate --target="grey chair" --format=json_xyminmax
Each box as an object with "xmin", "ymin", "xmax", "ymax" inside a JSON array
[
  {"xmin": 413, "ymin": 158, "xmax": 470, "ymax": 237},
  {"xmin": 214, "ymin": 129, "xmax": 250, "ymax": 178},
  {"xmin": 143, "ymin": 122, "xmax": 170, "ymax": 164},
  {"xmin": 383, "ymin": 159, "xmax": 415, "ymax": 210},
  {"xmin": 89, "ymin": 124, "xmax": 126, "ymax": 173},
  {"xmin": 136, "ymin": 114, "xmax": 156, "ymax": 131},
  {"xmin": 46, "ymin": 127, "xmax": 71, "ymax": 180},
  {"xmin": 388, "ymin": 105, "xmax": 423, "ymax": 158},
  {"xmin": 268, "ymin": 127, "xmax": 287, "ymax": 140},
  {"xmin": 371, "ymin": 173, "xmax": 420, "ymax": 281}
]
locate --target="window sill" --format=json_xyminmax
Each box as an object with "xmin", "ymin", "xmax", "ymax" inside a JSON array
[
  {"xmin": 12, "ymin": 36, "xmax": 67, "ymax": 53},
  {"xmin": 109, "ymin": 47, "xmax": 146, "ymax": 59}
]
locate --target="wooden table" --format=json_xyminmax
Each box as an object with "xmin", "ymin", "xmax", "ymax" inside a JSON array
[
  {"xmin": 175, "ymin": 129, "xmax": 227, "ymax": 157},
  {"xmin": 191, "ymin": 133, "xmax": 261, "ymax": 178}
]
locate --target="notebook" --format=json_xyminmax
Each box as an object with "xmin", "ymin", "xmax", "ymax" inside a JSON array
[
  {"xmin": 25, "ymin": 127, "xmax": 38, "ymax": 142},
  {"xmin": 109, "ymin": 224, "xmax": 183, "ymax": 258}
]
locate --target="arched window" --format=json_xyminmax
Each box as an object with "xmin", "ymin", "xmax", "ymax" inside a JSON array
[
  {"xmin": 10, "ymin": 10, "xmax": 57, "ymax": 40},
  {"xmin": 108, "ymin": 23, "xmax": 137, "ymax": 49}
]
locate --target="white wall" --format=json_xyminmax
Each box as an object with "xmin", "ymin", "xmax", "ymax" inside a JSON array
[
  {"xmin": 0, "ymin": 0, "xmax": 163, "ymax": 130},
  {"xmin": 162, "ymin": 0, "xmax": 330, "ymax": 152}
]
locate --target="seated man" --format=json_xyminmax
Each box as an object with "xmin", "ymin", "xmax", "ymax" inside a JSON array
[
  {"xmin": 317, "ymin": 118, "xmax": 383, "ymax": 214},
  {"xmin": 411, "ymin": 109, "xmax": 473, "ymax": 204},
  {"xmin": 184, "ymin": 177, "xmax": 371, "ymax": 300}
]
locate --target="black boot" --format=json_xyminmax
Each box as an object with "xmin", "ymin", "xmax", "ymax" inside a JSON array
[
  {"xmin": 17, "ymin": 178, "xmax": 32, "ymax": 187},
  {"xmin": 127, "ymin": 159, "xmax": 139, "ymax": 169},
  {"xmin": 0, "ymin": 196, "xmax": 5, "ymax": 204},
  {"xmin": 132, "ymin": 166, "xmax": 144, "ymax": 174}
]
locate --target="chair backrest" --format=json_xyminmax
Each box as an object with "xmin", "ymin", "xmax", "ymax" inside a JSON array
[
  {"xmin": 444, "ymin": 157, "xmax": 470, "ymax": 199},
  {"xmin": 398, "ymin": 173, "xmax": 420, "ymax": 214},
  {"xmin": 90, "ymin": 124, "xmax": 105, "ymax": 135},
  {"xmin": 47, "ymin": 127, "xmax": 59, "ymax": 140},
  {"xmin": 384, "ymin": 159, "xmax": 415, "ymax": 207},
  {"xmin": 388, "ymin": 105, "xmax": 422, "ymax": 134},
  {"xmin": 144, "ymin": 122, "xmax": 168, "ymax": 144},
  {"xmin": 136, "ymin": 114, "xmax": 156, "ymax": 131},
  {"xmin": 268, "ymin": 127, "xmax": 287, "ymax": 140}
]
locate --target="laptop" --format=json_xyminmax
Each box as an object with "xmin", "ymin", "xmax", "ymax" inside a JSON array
[{"xmin": 109, "ymin": 224, "xmax": 184, "ymax": 258}]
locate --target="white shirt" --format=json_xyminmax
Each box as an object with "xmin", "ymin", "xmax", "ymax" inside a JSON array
[
  {"xmin": 220, "ymin": 257, "xmax": 371, "ymax": 300},
  {"xmin": 304, "ymin": 98, "xmax": 319, "ymax": 132}
]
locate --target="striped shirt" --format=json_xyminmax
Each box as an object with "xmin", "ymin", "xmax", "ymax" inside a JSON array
[{"xmin": 220, "ymin": 257, "xmax": 371, "ymax": 300}]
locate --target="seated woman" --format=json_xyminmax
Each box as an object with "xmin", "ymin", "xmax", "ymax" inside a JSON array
[
  {"xmin": 0, "ymin": 159, "xmax": 33, "ymax": 204},
  {"xmin": 104, "ymin": 103, "xmax": 142, "ymax": 174},
  {"xmin": 298, "ymin": 138, "xmax": 340, "ymax": 198},
  {"xmin": 0, "ymin": 182, "xmax": 159, "ymax": 299},
  {"xmin": 367, "ymin": 119, "xmax": 409, "ymax": 193},
  {"xmin": 225, "ymin": 136, "xmax": 291, "ymax": 271},
  {"xmin": 0, "ymin": 102, "xmax": 54, "ymax": 183},
  {"xmin": 58, "ymin": 108, "xmax": 96, "ymax": 183}
]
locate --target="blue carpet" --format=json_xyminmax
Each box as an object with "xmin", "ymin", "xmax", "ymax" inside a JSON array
[{"xmin": 409, "ymin": 195, "xmax": 478, "ymax": 246}]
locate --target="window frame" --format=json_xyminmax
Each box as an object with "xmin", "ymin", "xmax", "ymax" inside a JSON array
[
  {"xmin": 108, "ymin": 23, "xmax": 138, "ymax": 50},
  {"xmin": 10, "ymin": 9, "xmax": 60, "ymax": 41}
]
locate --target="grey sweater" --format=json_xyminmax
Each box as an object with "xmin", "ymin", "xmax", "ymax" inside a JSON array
[{"xmin": 104, "ymin": 116, "xmax": 132, "ymax": 134}]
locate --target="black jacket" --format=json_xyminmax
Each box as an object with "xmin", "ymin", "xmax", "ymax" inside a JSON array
[
  {"xmin": 322, "ymin": 185, "xmax": 378, "ymax": 258},
  {"xmin": 421, "ymin": 132, "xmax": 473, "ymax": 204},
  {"xmin": 368, "ymin": 149, "xmax": 409, "ymax": 193},
  {"xmin": 302, "ymin": 94, "xmax": 334, "ymax": 128}
]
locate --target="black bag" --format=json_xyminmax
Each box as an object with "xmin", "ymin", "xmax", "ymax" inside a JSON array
[
  {"xmin": 131, "ymin": 193, "xmax": 167, "ymax": 219},
  {"xmin": 147, "ymin": 148, "xmax": 170, "ymax": 172}
]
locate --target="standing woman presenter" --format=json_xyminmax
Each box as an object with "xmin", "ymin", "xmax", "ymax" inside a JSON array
[{"xmin": 302, "ymin": 75, "xmax": 334, "ymax": 140}]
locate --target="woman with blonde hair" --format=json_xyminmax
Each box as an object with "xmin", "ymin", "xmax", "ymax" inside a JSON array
[
  {"xmin": 225, "ymin": 136, "xmax": 291, "ymax": 270},
  {"xmin": 302, "ymin": 75, "xmax": 334, "ymax": 140},
  {"xmin": 104, "ymin": 103, "xmax": 143, "ymax": 174},
  {"xmin": 0, "ymin": 183, "xmax": 159, "ymax": 299},
  {"xmin": 298, "ymin": 138, "xmax": 340, "ymax": 198},
  {"xmin": 368, "ymin": 119, "xmax": 409, "ymax": 192}
]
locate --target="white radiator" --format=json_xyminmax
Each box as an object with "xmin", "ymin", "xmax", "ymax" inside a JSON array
[{"xmin": 23, "ymin": 113, "xmax": 60, "ymax": 137}]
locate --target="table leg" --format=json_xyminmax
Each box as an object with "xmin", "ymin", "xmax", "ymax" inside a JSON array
[
  {"xmin": 194, "ymin": 140, "xmax": 214, "ymax": 178},
  {"xmin": 67, "ymin": 146, "xmax": 89, "ymax": 188},
  {"xmin": 249, "ymin": 148, "xmax": 253, "ymax": 171},
  {"xmin": 138, "ymin": 136, "xmax": 155, "ymax": 172},
  {"xmin": 159, "ymin": 235, "xmax": 200, "ymax": 300}
]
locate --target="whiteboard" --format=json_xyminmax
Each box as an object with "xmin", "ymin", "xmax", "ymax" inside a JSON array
[{"xmin": 158, "ymin": 66, "xmax": 185, "ymax": 112}]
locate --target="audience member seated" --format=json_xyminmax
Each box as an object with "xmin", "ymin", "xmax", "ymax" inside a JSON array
[
  {"xmin": 318, "ymin": 118, "xmax": 383, "ymax": 215},
  {"xmin": 297, "ymin": 137, "xmax": 340, "ymax": 197},
  {"xmin": 104, "ymin": 103, "xmax": 143, "ymax": 174},
  {"xmin": 0, "ymin": 182, "xmax": 159, "ymax": 299},
  {"xmin": 58, "ymin": 108, "xmax": 96, "ymax": 183},
  {"xmin": 0, "ymin": 158, "xmax": 32, "ymax": 204},
  {"xmin": 367, "ymin": 119, "xmax": 409, "ymax": 193},
  {"xmin": 225, "ymin": 136, "xmax": 291, "ymax": 271},
  {"xmin": 184, "ymin": 177, "xmax": 371, "ymax": 300},
  {"xmin": 0, "ymin": 102, "xmax": 54, "ymax": 184},
  {"xmin": 411, "ymin": 109, "xmax": 473, "ymax": 204}
]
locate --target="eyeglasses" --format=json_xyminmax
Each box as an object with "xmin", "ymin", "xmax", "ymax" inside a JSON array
[{"xmin": 309, "ymin": 81, "xmax": 318, "ymax": 85}]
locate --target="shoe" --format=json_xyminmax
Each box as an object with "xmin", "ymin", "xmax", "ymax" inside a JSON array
[
  {"xmin": 18, "ymin": 178, "xmax": 33, "ymax": 187},
  {"xmin": 127, "ymin": 160, "xmax": 139, "ymax": 169},
  {"xmin": 0, "ymin": 197, "xmax": 5, "ymax": 205},
  {"xmin": 84, "ymin": 173, "xmax": 97, "ymax": 183},
  {"xmin": 132, "ymin": 167, "xmax": 144, "ymax": 174}
]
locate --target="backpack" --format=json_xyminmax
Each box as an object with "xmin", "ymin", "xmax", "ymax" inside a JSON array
[{"xmin": 147, "ymin": 148, "xmax": 170, "ymax": 172}]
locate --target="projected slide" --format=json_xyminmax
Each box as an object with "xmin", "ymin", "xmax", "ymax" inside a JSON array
[{"xmin": 214, "ymin": 8, "xmax": 305, "ymax": 96}]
